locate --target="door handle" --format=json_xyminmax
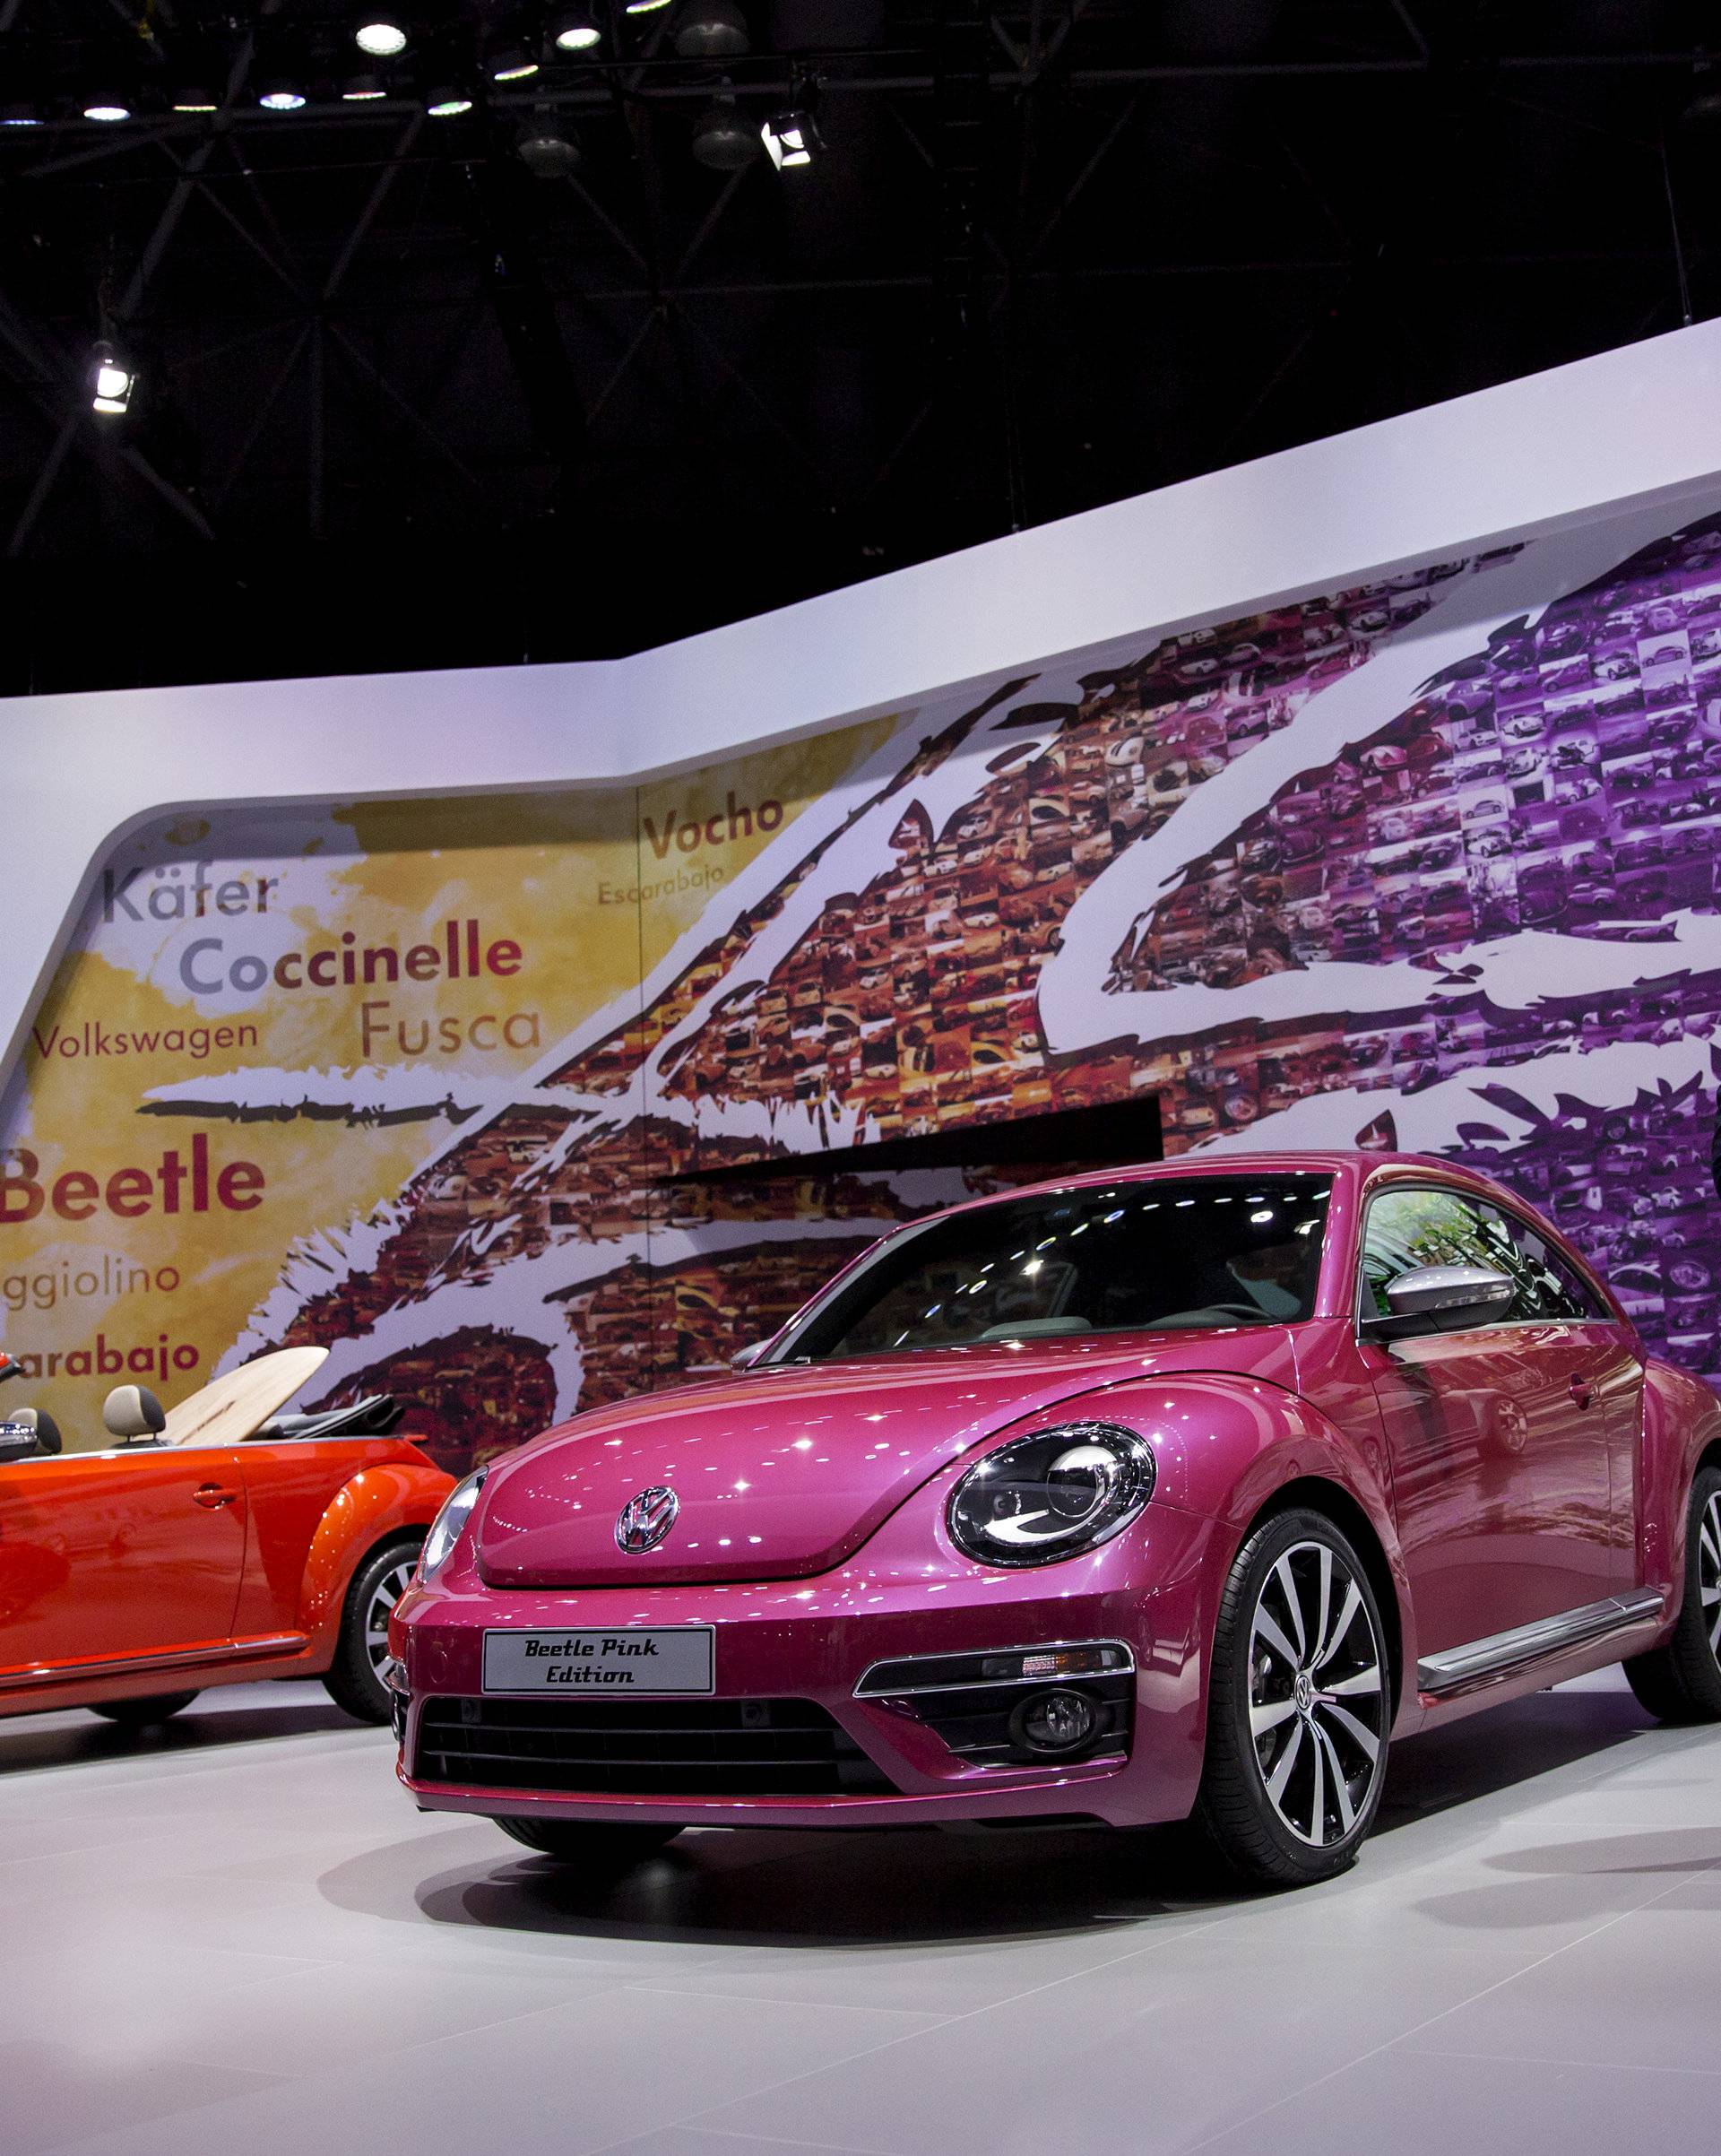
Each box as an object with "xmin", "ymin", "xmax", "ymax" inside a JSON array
[
  {"xmin": 1569, "ymin": 1377, "xmax": 1596, "ymax": 1409},
  {"xmin": 192, "ymin": 1483, "xmax": 239, "ymax": 1509}
]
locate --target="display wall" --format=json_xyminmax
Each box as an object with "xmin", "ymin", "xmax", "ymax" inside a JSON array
[{"xmin": 10, "ymin": 482, "xmax": 1721, "ymax": 1470}]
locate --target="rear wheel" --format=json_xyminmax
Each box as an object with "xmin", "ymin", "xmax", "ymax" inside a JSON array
[
  {"xmin": 322, "ymin": 1539, "xmax": 421, "ymax": 1724},
  {"xmin": 495, "ymin": 1816, "xmax": 684, "ymax": 1865},
  {"xmin": 88, "ymin": 1691, "xmax": 200, "ymax": 1727},
  {"xmin": 1195, "ymin": 1508, "xmax": 1392, "ymax": 1887},
  {"xmin": 1625, "ymin": 1466, "xmax": 1721, "ymax": 1725}
]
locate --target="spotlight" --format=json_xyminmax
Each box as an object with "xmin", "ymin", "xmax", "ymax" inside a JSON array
[
  {"xmin": 257, "ymin": 79, "xmax": 307, "ymax": 111},
  {"xmin": 1, "ymin": 102, "xmax": 42, "ymax": 126},
  {"xmin": 761, "ymin": 107, "xmax": 818, "ymax": 169},
  {"xmin": 626, "ymin": 0, "xmax": 672, "ymax": 11},
  {"xmin": 82, "ymin": 96, "xmax": 132, "ymax": 123},
  {"xmin": 341, "ymin": 71, "xmax": 388, "ymax": 100},
  {"xmin": 673, "ymin": 1, "xmax": 749, "ymax": 59},
  {"xmin": 89, "ymin": 340, "xmax": 137, "ymax": 417},
  {"xmin": 170, "ymin": 86, "xmax": 220, "ymax": 113},
  {"xmin": 549, "ymin": 8, "xmax": 601, "ymax": 50},
  {"xmin": 691, "ymin": 85, "xmax": 757, "ymax": 169},
  {"xmin": 354, "ymin": 14, "xmax": 409, "ymax": 58},
  {"xmin": 515, "ymin": 115, "xmax": 580, "ymax": 178},
  {"xmin": 425, "ymin": 86, "xmax": 474, "ymax": 117},
  {"xmin": 488, "ymin": 41, "xmax": 540, "ymax": 83}
]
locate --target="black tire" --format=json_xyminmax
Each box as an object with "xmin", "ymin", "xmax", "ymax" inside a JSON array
[
  {"xmin": 88, "ymin": 1691, "xmax": 200, "ymax": 1727},
  {"xmin": 1625, "ymin": 1465, "xmax": 1721, "ymax": 1725},
  {"xmin": 495, "ymin": 1816, "xmax": 685, "ymax": 1865},
  {"xmin": 322, "ymin": 1537, "xmax": 421, "ymax": 1724},
  {"xmin": 1194, "ymin": 1507, "xmax": 1393, "ymax": 1888}
]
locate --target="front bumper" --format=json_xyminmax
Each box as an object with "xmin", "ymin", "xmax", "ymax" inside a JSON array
[{"xmin": 393, "ymin": 1501, "xmax": 1220, "ymax": 1831}]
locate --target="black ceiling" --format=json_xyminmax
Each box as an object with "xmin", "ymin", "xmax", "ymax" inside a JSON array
[{"xmin": 3, "ymin": 0, "xmax": 1720, "ymax": 697}]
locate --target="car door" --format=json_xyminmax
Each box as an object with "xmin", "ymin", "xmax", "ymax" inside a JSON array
[
  {"xmin": 0, "ymin": 1442, "xmax": 248, "ymax": 1680},
  {"xmin": 1359, "ymin": 1183, "xmax": 1639, "ymax": 1660},
  {"xmin": 226, "ymin": 1438, "xmax": 370, "ymax": 1639}
]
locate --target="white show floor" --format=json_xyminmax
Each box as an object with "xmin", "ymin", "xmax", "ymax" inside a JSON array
[{"xmin": 4, "ymin": 1671, "xmax": 1720, "ymax": 2156}]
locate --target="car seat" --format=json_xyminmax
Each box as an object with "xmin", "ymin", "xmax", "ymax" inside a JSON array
[{"xmin": 103, "ymin": 1384, "xmax": 166, "ymax": 1443}]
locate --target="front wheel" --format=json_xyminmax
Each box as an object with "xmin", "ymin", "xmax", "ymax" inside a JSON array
[
  {"xmin": 1195, "ymin": 1508, "xmax": 1392, "ymax": 1887},
  {"xmin": 322, "ymin": 1540, "xmax": 421, "ymax": 1724},
  {"xmin": 88, "ymin": 1691, "xmax": 201, "ymax": 1727},
  {"xmin": 1625, "ymin": 1466, "xmax": 1721, "ymax": 1725},
  {"xmin": 496, "ymin": 1817, "xmax": 685, "ymax": 1865}
]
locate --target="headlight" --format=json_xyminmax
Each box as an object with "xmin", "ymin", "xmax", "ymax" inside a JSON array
[
  {"xmin": 947, "ymin": 1423, "xmax": 1154, "ymax": 1568},
  {"xmin": 419, "ymin": 1468, "xmax": 487, "ymax": 1581}
]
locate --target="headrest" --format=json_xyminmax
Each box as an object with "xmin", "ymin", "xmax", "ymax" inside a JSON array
[
  {"xmin": 10, "ymin": 1405, "xmax": 60, "ymax": 1456},
  {"xmin": 103, "ymin": 1385, "xmax": 166, "ymax": 1442}
]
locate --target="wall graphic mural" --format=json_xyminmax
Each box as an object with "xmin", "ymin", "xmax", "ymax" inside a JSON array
[{"xmin": 9, "ymin": 501, "xmax": 1721, "ymax": 1467}]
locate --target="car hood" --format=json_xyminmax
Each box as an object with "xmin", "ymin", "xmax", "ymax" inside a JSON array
[{"xmin": 474, "ymin": 1330, "xmax": 1293, "ymax": 1587}]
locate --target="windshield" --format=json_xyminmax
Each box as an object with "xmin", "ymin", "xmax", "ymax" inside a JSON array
[{"xmin": 778, "ymin": 1173, "xmax": 1333, "ymax": 1362}]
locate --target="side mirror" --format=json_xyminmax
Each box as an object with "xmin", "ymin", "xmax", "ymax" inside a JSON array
[
  {"xmin": 8, "ymin": 1406, "xmax": 59, "ymax": 1456},
  {"xmin": 1366, "ymin": 1262, "xmax": 1515, "ymax": 1338},
  {"xmin": 0, "ymin": 1418, "xmax": 39, "ymax": 1462},
  {"xmin": 731, "ymin": 1340, "xmax": 769, "ymax": 1372}
]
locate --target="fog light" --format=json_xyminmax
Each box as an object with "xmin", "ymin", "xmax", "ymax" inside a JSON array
[{"xmin": 1011, "ymin": 1686, "xmax": 1098, "ymax": 1755}]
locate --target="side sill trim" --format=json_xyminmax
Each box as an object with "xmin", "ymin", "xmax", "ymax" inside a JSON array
[
  {"xmin": 1418, "ymin": 1589, "xmax": 1665, "ymax": 1696},
  {"xmin": 0, "ymin": 1632, "xmax": 308, "ymax": 1693}
]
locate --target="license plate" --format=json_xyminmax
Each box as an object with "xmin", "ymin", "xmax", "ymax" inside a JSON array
[{"xmin": 481, "ymin": 1627, "xmax": 714, "ymax": 1696}]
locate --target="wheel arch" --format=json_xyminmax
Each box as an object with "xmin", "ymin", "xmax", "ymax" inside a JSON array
[
  {"xmin": 1243, "ymin": 1475, "xmax": 1406, "ymax": 1719},
  {"xmin": 296, "ymin": 1463, "xmax": 445, "ymax": 1653},
  {"xmin": 1641, "ymin": 1358, "xmax": 1721, "ymax": 1606}
]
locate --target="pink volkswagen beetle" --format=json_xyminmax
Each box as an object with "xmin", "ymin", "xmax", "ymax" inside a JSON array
[{"xmin": 390, "ymin": 1152, "xmax": 1721, "ymax": 1887}]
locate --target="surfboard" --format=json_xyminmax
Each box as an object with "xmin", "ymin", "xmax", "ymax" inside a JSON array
[{"xmin": 163, "ymin": 1345, "xmax": 332, "ymax": 1449}]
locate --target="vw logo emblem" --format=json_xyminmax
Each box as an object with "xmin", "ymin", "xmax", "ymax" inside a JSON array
[{"xmin": 615, "ymin": 1485, "xmax": 679, "ymax": 1554}]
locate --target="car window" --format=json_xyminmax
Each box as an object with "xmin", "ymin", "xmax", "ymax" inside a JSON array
[
  {"xmin": 1362, "ymin": 1186, "xmax": 1609, "ymax": 1323},
  {"xmin": 779, "ymin": 1174, "xmax": 1334, "ymax": 1360},
  {"xmin": 1477, "ymin": 1204, "xmax": 1607, "ymax": 1320},
  {"xmin": 1361, "ymin": 1188, "xmax": 1499, "ymax": 1319}
]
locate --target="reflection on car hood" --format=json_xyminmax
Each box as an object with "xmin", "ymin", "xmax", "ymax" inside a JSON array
[{"xmin": 475, "ymin": 1330, "xmax": 1294, "ymax": 1587}]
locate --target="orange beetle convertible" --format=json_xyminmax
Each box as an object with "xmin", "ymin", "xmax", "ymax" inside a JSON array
[{"xmin": 0, "ymin": 1346, "xmax": 454, "ymax": 1729}]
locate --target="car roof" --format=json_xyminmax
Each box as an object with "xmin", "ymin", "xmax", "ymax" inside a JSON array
[
  {"xmin": 921, "ymin": 1148, "xmax": 1567, "ymax": 1237},
  {"xmin": 925, "ymin": 1149, "xmax": 1421, "ymax": 1213}
]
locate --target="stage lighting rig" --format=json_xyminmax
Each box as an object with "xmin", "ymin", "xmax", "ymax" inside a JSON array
[
  {"xmin": 762, "ymin": 75, "xmax": 821, "ymax": 171},
  {"xmin": 488, "ymin": 40, "xmax": 540, "ymax": 83},
  {"xmin": 691, "ymin": 83, "xmax": 757, "ymax": 170},
  {"xmin": 355, "ymin": 15, "xmax": 410, "ymax": 58},
  {"xmin": 674, "ymin": 1, "xmax": 749, "ymax": 60},
  {"xmin": 549, "ymin": 9, "xmax": 602, "ymax": 52},
  {"xmin": 89, "ymin": 341, "xmax": 138, "ymax": 418},
  {"xmin": 516, "ymin": 115, "xmax": 581, "ymax": 178},
  {"xmin": 761, "ymin": 109, "xmax": 818, "ymax": 169}
]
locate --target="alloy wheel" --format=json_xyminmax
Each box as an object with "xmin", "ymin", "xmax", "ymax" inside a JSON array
[
  {"xmin": 1247, "ymin": 1538, "xmax": 1387, "ymax": 1849},
  {"xmin": 366, "ymin": 1557, "xmax": 419, "ymax": 1675},
  {"xmin": 1700, "ymin": 1491, "xmax": 1721, "ymax": 1667}
]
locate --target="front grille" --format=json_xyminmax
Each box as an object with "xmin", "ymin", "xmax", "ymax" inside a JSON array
[{"xmin": 413, "ymin": 1695, "xmax": 898, "ymax": 1798}]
